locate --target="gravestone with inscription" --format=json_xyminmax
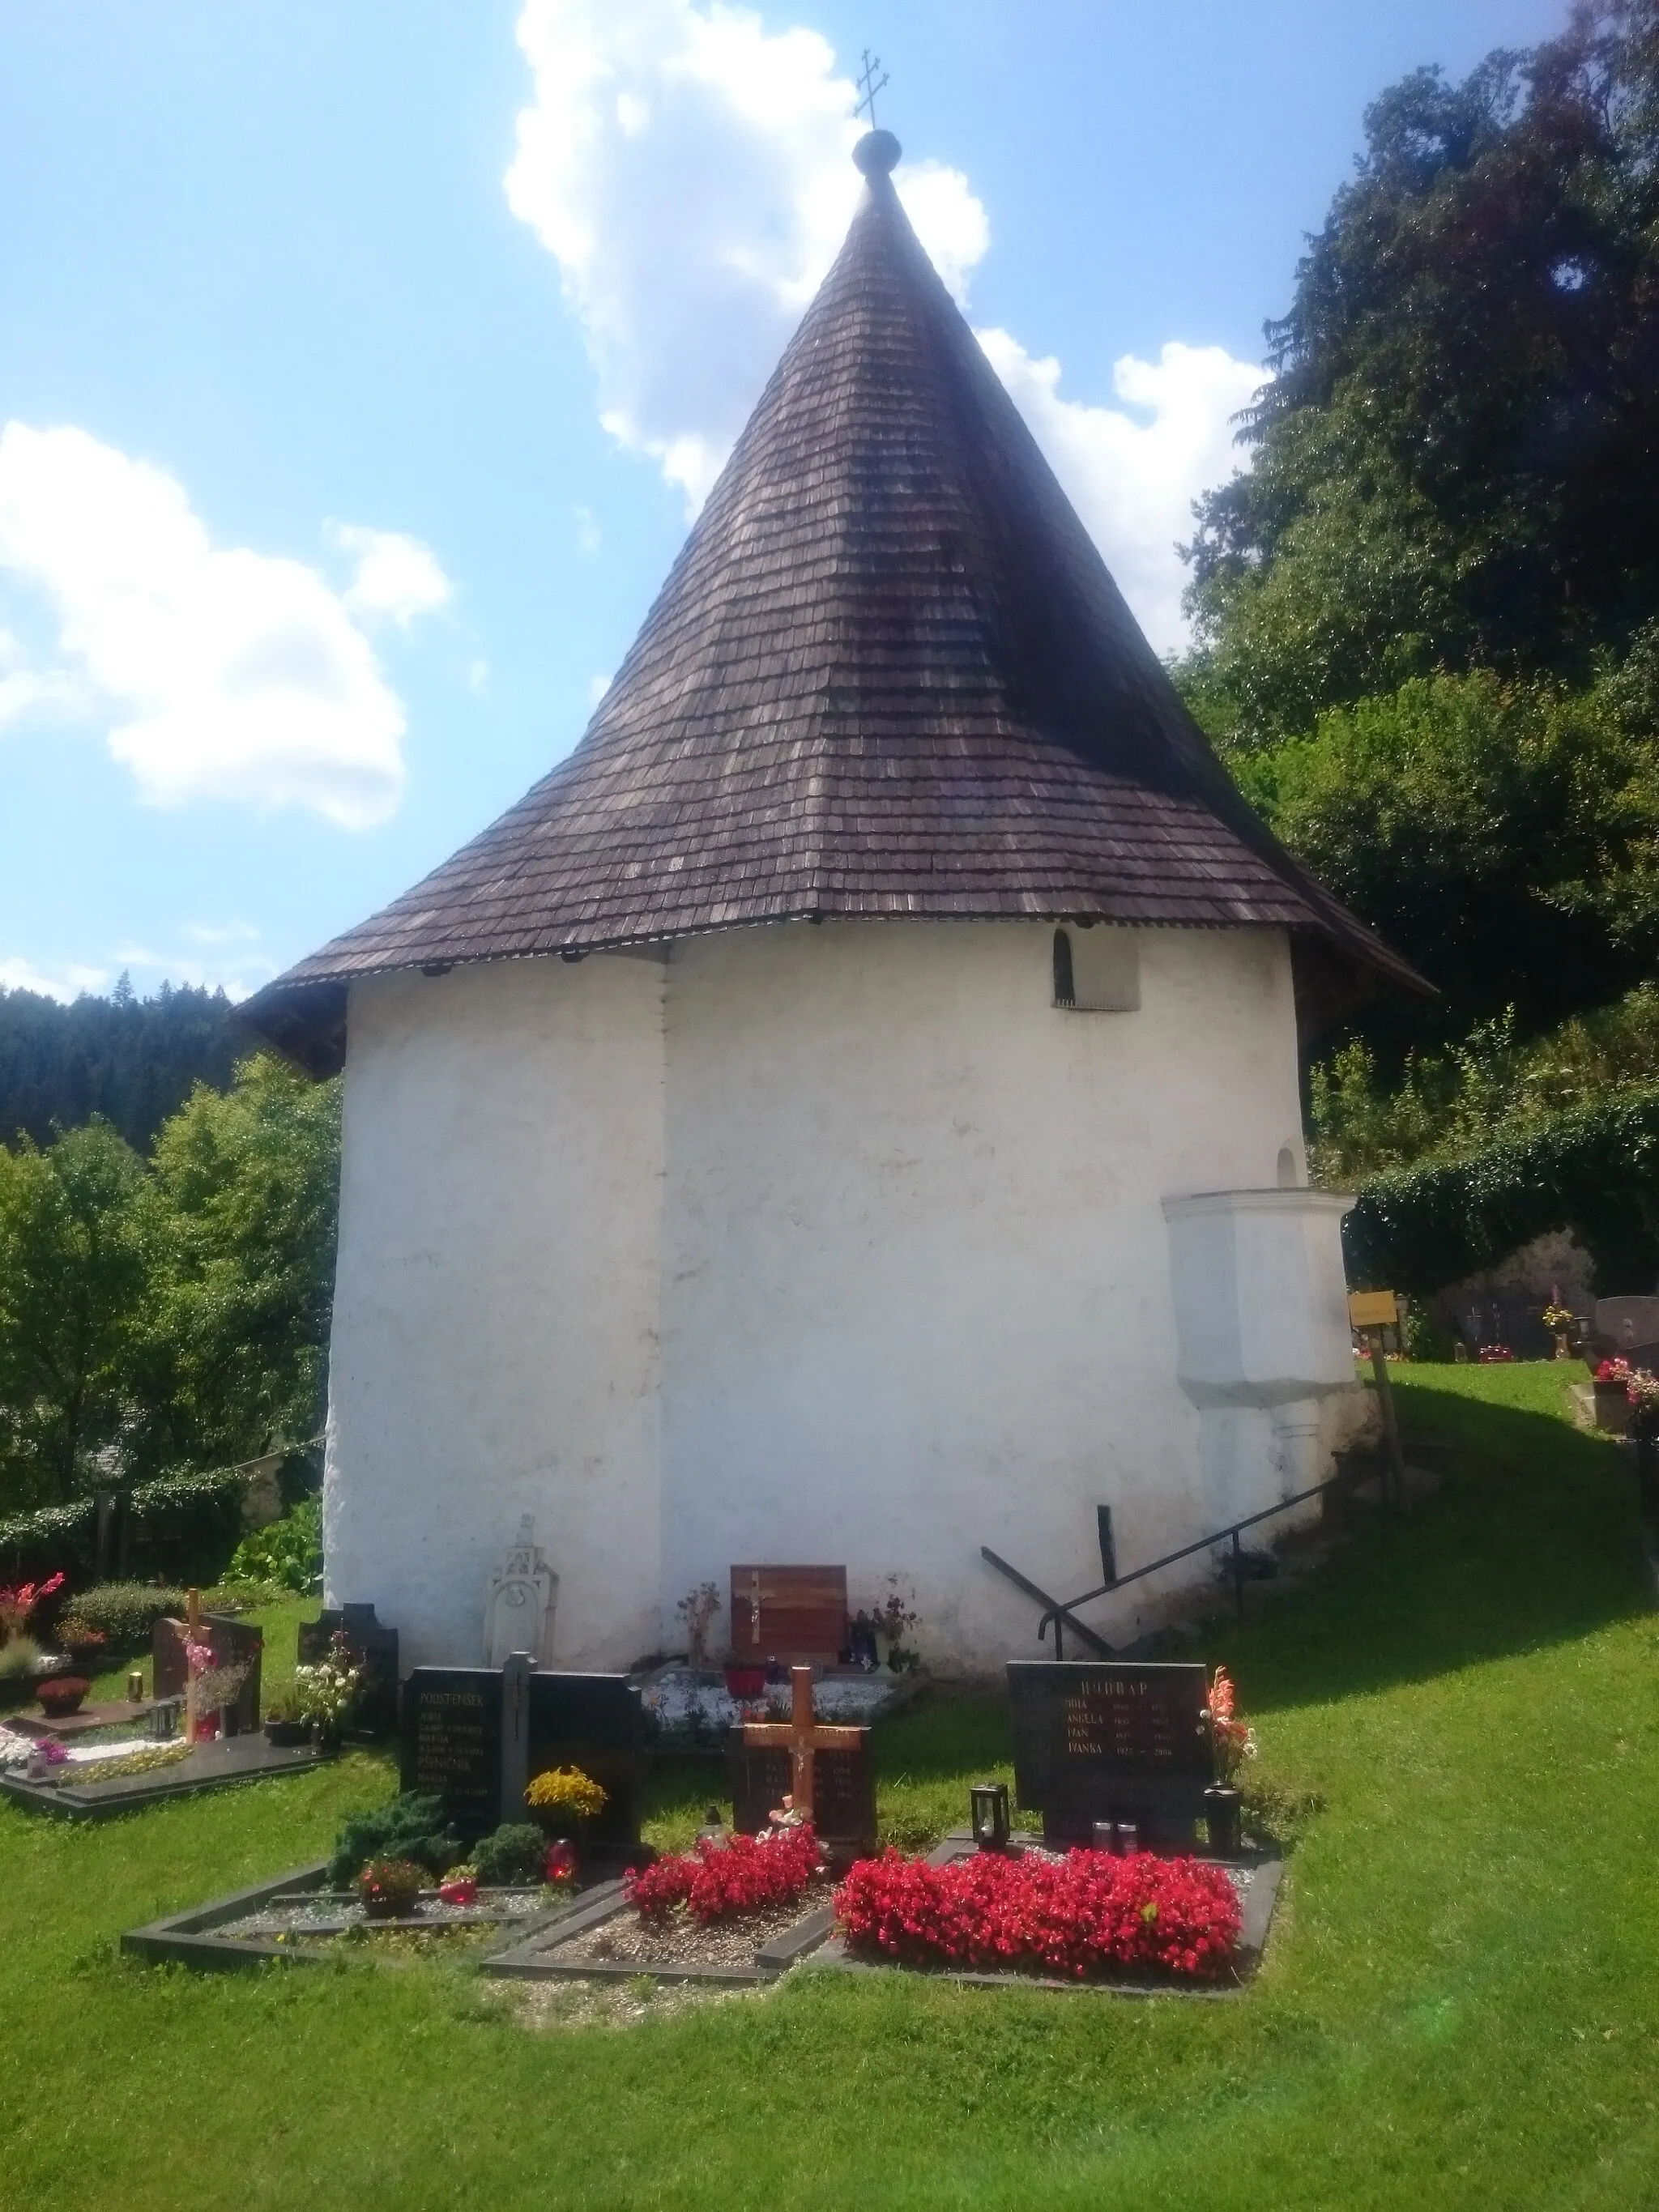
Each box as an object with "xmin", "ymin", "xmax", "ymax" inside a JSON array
[
  {"xmin": 401, "ymin": 1668, "xmax": 505, "ymax": 1835},
  {"xmin": 1006, "ymin": 1660, "xmax": 1213, "ymax": 1847},
  {"xmin": 400, "ymin": 1664, "xmax": 649, "ymax": 1845}
]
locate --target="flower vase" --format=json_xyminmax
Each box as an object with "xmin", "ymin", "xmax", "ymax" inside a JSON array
[{"xmin": 1204, "ymin": 1784, "xmax": 1243, "ymax": 1858}]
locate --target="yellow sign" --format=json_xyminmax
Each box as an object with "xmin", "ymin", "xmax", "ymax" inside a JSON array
[{"xmin": 1348, "ymin": 1289, "xmax": 1400, "ymax": 1329}]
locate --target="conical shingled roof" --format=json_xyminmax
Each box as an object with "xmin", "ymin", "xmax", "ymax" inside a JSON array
[{"xmin": 245, "ymin": 134, "xmax": 1426, "ymax": 1074}]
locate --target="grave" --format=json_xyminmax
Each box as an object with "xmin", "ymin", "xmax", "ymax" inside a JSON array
[
  {"xmin": 123, "ymin": 1860, "xmax": 578, "ymax": 1971},
  {"xmin": 154, "ymin": 1609, "xmax": 263, "ymax": 1734},
  {"xmin": 810, "ymin": 1827, "xmax": 1284, "ymax": 1996},
  {"xmin": 484, "ymin": 1515, "xmax": 557, "ymax": 1668},
  {"xmin": 400, "ymin": 1660, "xmax": 649, "ymax": 1854},
  {"xmin": 729, "ymin": 1565, "xmax": 847, "ymax": 1660},
  {"xmin": 0, "ymin": 1728, "xmax": 329, "ymax": 1820},
  {"xmin": 297, "ymin": 1602, "xmax": 399, "ymax": 1735},
  {"xmin": 731, "ymin": 1664, "xmax": 876, "ymax": 1856},
  {"xmin": 1006, "ymin": 1660, "xmax": 1213, "ymax": 1848}
]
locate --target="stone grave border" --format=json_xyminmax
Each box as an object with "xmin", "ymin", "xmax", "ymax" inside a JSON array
[
  {"xmin": 482, "ymin": 1882, "xmax": 838, "ymax": 1989},
  {"xmin": 807, "ymin": 1830, "xmax": 1285, "ymax": 2000},
  {"xmin": 123, "ymin": 1860, "xmax": 584, "ymax": 1971},
  {"xmin": 0, "ymin": 1733, "xmax": 333, "ymax": 1822}
]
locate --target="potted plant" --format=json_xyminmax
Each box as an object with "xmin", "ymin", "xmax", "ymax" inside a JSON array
[
  {"xmin": 525, "ymin": 1763, "xmax": 608, "ymax": 1845},
  {"xmin": 36, "ymin": 1673, "xmax": 91, "ymax": 1720},
  {"xmin": 357, "ymin": 1856, "xmax": 424, "ymax": 1920},
  {"xmin": 264, "ymin": 1704, "xmax": 309, "ymax": 1747},
  {"xmin": 1200, "ymin": 1666, "xmax": 1256, "ymax": 1857},
  {"xmin": 1542, "ymin": 1302, "xmax": 1576, "ymax": 1362},
  {"xmin": 291, "ymin": 1627, "xmax": 365, "ymax": 1746},
  {"xmin": 53, "ymin": 1616, "xmax": 109, "ymax": 1673},
  {"xmin": 676, "ymin": 1580, "xmax": 722, "ymax": 1670}
]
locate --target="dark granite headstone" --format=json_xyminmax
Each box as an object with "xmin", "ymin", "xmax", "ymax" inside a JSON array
[
  {"xmin": 399, "ymin": 1664, "xmax": 648, "ymax": 1843},
  {"xmin": 525, "ymin": 1672, "xmax": 647, "ymax": 1848},
  {"xmin": 728, "ymin": 1738, "xmax": 876, "ymax": 1853},
  {"xmin": 400, "ymin": 1668, "xmax": 504, "ymax": 1835},
  {"xmin": 1007, "ymin": 1660, "xmax": 1213, "ymax": 1847},
  {"xmin": 297, "ymin": 1604, "xmax": 399, "ymax": 1736}
]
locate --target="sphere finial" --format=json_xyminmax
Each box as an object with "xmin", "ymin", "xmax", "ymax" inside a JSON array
[{"xmin": 853, "ymin": 128, "xmax": 902, "ymax": 178}]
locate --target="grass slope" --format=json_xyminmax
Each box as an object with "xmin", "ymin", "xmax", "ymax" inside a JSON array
[{"xmin": 4, "ymin": 1365, "xmax": 1658, "ymax": 2210}]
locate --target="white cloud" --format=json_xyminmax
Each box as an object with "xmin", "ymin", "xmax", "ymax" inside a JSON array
[
  {"xmin": 326, "ymin": 522, "xmax": 452, "ymax": 627},
  {"xmin": 975, "ymin": 335, "xmax": 1264, "ymax": 656},
  {"xmin": 116, "ymin": 931, "xmax": 276, "ymax": 1001},
  {"xmin": 504, "ymin": 1, "xmax": 1258, "ymax": 650},
  {"xmin": 0, "ymin": 954, "xmax": 109, "ymax": 1001},
  {"xmin": 0, "ymin": 424, "xmax": 420, "ymax": 827},
  {"xmin": 506, "ymin": 0, "xmax": 987, "ymax": 506}
]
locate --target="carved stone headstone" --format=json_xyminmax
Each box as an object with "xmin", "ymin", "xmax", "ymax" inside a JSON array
[
  {"xmin": 484, "ymin": 1515, "xmax": 557, "ymax": 1668},
  {"xmin": 296, "ymin": 1602, "xmax": 399, "ymax": 1736},
  {"xmin": 1006, "ymin": 1660, "xmax": 1213, "ymax": 1847}
]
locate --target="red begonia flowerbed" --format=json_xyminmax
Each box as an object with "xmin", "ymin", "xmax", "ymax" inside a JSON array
[
  {"xmin": 834, "ymin": 1847, "xmax": 1242, "ymax": 1981},
  {"xmin": 625, "ymin": 1822, "xmax": 822, "ymax": 1924}
]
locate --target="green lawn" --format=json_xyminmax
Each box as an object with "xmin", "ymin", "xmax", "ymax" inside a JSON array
[{"xmin": 5, "ymin": 1362, "xmax": 1659, "ymax": 2209}]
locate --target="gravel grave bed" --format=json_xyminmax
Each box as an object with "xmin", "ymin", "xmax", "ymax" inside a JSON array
[
  {"xmin": 545, "ymin": 1884, "xmax": 834, "ymax": 1971},
  {"xmin": 218, "ymin": 1888, "xmax": 553, "ymax": 1940}
]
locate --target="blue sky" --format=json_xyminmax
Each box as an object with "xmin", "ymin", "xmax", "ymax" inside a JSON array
[{"xmin": 0, "ymin": 0, "xmax": 1566, "ymax": 1004}]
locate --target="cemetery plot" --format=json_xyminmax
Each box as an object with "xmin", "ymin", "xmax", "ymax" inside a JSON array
[
  {"xmin": 0, "ymin": 1725, "xmax": 329, "ymax": 1819},
  {"xmin": 124, "ymin": 1861, "xmax": 582, "ymax": 1971},
  {"xmin": 812, "ymin": 1829, "xmax": 1284, "ymax": 1996}
]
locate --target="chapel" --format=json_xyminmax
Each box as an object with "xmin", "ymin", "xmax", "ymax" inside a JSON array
[{"xmin": 245, "ymin": 130, "xmax": 1425, "ymax": 1675}]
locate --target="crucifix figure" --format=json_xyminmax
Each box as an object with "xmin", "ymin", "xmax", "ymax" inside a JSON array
[
  {"xmin": 740, "ymin": 1664, "xmax": 864, "ymax": 1822},
  {"xmin": 855, "ymin": 47, "xmax": 889, "ymax": 130}
]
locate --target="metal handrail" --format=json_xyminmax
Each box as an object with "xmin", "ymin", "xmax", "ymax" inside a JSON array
[{"xmin": 1034, "ymin": 1468, "xmax": 1352, "ymax": 1656}]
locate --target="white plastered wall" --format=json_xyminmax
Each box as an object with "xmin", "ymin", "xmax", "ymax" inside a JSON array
[
  {"xmin": 323, "ymin": 956, "xmax": 665, "ymax": 1669},
  {"xmin": 325, "ymin": 918, "xmax": 1344, "ymax": 1676},
  {"xmin": 657, "ymin": 919, "xmax": 1314, "ymax": 1671}
]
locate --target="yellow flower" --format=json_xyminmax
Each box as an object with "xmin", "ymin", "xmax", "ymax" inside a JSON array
[{"xmin": 526, "ymin": 1765, "xmax": 608, "ymax": 1818}]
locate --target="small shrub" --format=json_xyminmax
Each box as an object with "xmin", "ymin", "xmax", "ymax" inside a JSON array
[
  {"xmin": 0, "ymin": 1635, "xmax": 41, "ymax": 1681},
  {"xmin": 66, "ymin": 1584, "xmax": 187, "ymax": 1653},
  {"xmin": 471, "ymin": 1825, "xmax": 548, "ymax": 1886},
  {"xmin": 326, "ymin": 1792, "xmax": 463, "ymax": 1886},
  {"xmin": 357, "ymin": 1857, "xmax": 424, "ymax": 1916},
  {"xmin": 625, "ymin": 1823, "xmax": 822, "ymax": 1924},
  {"xmin": 222, "ymin": 1500, "xmax": 322, "ymax": 1594}
]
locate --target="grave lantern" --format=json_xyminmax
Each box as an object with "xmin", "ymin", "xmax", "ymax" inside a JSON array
[{"xmin": 969, "ymin": 1780, "xmax": 1011, "ymax": 1851}]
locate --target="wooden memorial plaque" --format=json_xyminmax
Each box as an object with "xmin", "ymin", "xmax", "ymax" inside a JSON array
[
  {"xmin": 400, "ymin": 1668, "xmax": 504, "ymax": 1835},
  {"xmin": 729, "ymin": 1565, "xmax": 847, "ymax": 1660},
  {"xmin": 1006, "ymin": 1660, "xmax": 1213, "ymax": 1847},
  {"xmin": 153, "ymin": 1613, "xmax": 263, "ymax": 1733},
  {"xmin": 297, "ymin": 1603, "xmax": 399, "ymax": 1736}
]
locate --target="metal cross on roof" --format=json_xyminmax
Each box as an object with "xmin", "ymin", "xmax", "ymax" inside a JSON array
[{"xmin": 855, "ymin": 47, "xmax": 889, "ymax": 129}]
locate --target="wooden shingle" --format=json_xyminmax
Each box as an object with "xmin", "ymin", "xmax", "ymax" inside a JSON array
[{"xmin": 245, "ymin": 146, "xmax": 1427, "ymax": 1074}]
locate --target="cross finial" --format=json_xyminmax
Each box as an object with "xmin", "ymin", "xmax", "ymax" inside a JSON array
[{"xmin": 855, "ymin": 47, "xmax": 889, "ymax": 130}]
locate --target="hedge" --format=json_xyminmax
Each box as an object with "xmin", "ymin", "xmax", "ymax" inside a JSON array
[
  {"xmin": 0, "ymin": 1444, "xmax": 322, "ymax": 1588},
  {"xmin": 1344, "ymin": 1085, "xmax": 1659, "ymax": 1298}
]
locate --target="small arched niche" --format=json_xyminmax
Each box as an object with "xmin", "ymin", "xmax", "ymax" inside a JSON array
[
  {"xmin": 1276, "ymin": 1144, "xmax": 1301, "ymax": 1189},
  {"xmin": 1051, "ymin": 926, "xmax": 1140, "ymax": 1012}
]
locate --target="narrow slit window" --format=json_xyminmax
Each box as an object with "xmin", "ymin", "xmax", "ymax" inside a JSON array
[{"xmin": 1052, "ymin": 929, "xmax": 1076, "ymax": 1007}]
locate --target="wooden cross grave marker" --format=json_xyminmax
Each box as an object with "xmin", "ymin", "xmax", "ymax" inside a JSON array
[{"xmin": 739, "ymin": 1664, "xmax": 865, "ymax": 1823}]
